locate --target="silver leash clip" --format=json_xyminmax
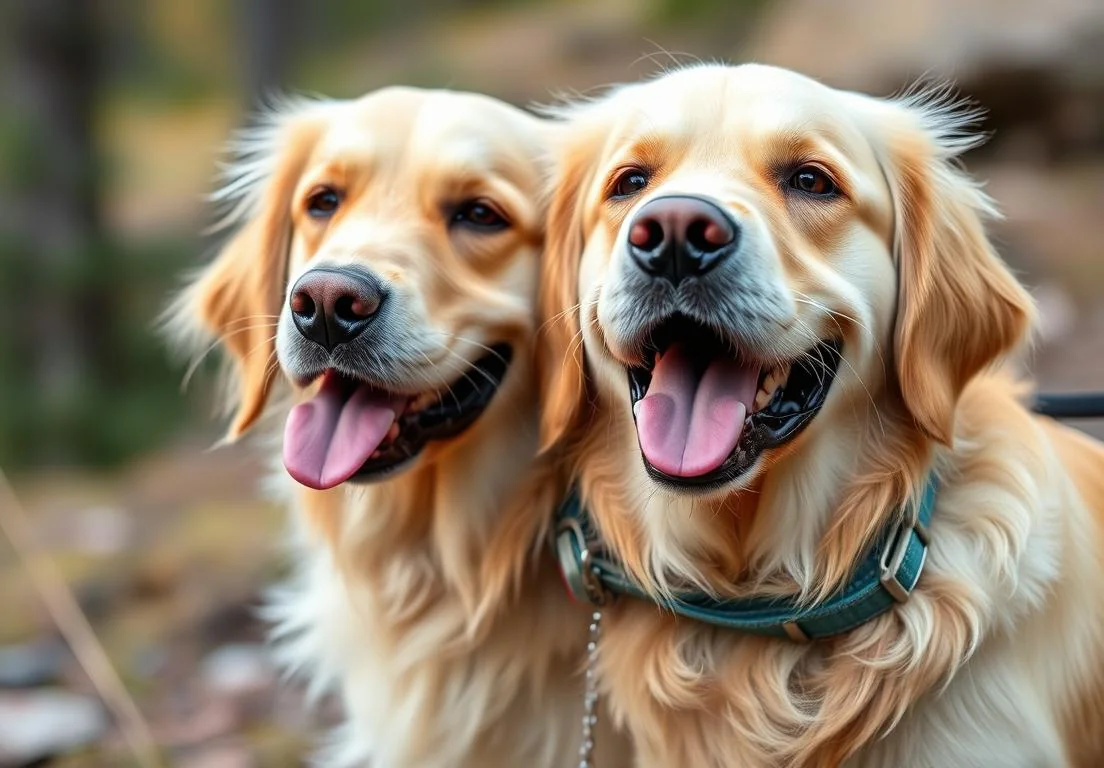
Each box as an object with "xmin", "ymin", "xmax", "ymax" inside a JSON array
[{"xmin": 554, "ymin": 517, "xmax": 611, "ymax": 607}]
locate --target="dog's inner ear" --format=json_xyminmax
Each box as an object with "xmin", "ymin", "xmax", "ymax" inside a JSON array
[
  {"xmin": 192, "ymin": 113, "xmax": 324, "ymax": 439},
  {"xmin": 887, "ymin": 99, "xmax": 1034, "ymax": 446}
]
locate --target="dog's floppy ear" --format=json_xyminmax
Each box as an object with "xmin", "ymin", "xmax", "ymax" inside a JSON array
[
  {"xmin": 171, "ymin": 103, "xmax": 327, "ymax": 440},
  {"xmin": 877, "ymin": 89, "xmax": 1035, "ymax": 445},
  {"xmin": 536, "ymin": 118, "xmax": 602, "ymax": 453}
]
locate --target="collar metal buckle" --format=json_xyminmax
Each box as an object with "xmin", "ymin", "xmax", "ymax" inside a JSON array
[
  {"xmin": 554, "ymin": 517, "xmax": 611, "ymax": 606},
  {"xmin": 878, "ymin": 508, "xmax": 930, "ymax": 604}
]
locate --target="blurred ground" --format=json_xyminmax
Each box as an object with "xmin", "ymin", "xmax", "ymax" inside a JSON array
[
  {"xmin": 2, "ymin": 0, "xmax": 1102, "ymax": 764},
  {"xmin": 2, "ymin": 438, "xmax": 336, "ymax": 767}
]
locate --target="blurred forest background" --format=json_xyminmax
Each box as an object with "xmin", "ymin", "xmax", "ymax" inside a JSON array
[{"xmin": 0, "ymin": 0, "xmax": 1101, "ymax": 765}]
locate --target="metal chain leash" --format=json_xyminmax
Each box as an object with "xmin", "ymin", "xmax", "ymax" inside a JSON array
[{"xmin": 577, "ymin": 609, "xmax": 602, "ymax": 768}]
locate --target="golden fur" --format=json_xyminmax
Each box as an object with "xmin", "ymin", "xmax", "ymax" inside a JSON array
[
  {"xmin": 539, "ymin": 63, "xmax": 1104, "ymax": 767},
  {"xmin": 171, "ymin": 87, "xmax": 630, "ymax": 767}
]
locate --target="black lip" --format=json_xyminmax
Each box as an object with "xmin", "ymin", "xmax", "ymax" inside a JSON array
[
  {"xmin": 627, "ymin": 318, "xmax": 841, "ymax": 491},
  {"xmin": 344, "ymin": 343, "xmax": 513, "ymax": 482}
]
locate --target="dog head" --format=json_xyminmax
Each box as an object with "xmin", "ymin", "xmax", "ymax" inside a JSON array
[
  {"xmin": 540, "ymin": 63, "xmax": 1033, "ymax": 502},
  {"xmin": 173, "ymin": 87, "xmax": 549, "ymax": 490}
]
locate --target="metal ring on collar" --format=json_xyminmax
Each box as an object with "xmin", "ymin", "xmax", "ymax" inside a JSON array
[{"xmin": 554, "ymin": 517, "xmax": 612, "ymax": 606}]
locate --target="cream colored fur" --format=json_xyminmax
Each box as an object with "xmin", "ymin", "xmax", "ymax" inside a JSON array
[
  {"xmin": 538, "ymin": 63, "xmax": 1104, "ymax": 767},
  {"xmin": 171, "ymin": 87, "xmax": 631, "ymax": 767}
]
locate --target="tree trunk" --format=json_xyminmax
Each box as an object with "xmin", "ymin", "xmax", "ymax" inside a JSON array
[
  {"xmin": 7, "ymin": 0, "xmax": 105, "ymax": 465},
  {"xmin": 239, "ymin": 0, "xmax": 300, "ymax": 107}
]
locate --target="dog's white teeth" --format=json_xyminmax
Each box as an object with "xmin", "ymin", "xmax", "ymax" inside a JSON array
[
  {"xmin": 753, "ymin": 363, "xmax": 792, "ymax": 413},
  {"xmin": 778, "ymin": 362, "xmax": 791, "ymax": 386},
  {"xmin": 768, "ymin": 362, "xmax": 791, "ymax": 391},
  {"xmin": 370, "ymin": 449, "xmax": 381, "ymax": 459},
  {"xmin": 753, "ymin": 388, "xmax": 772, "ymax": 412},
  {"xmin": 386, "ymin": 423, "xmax": 400, "ymax": 441},
  {"xmin": 407, "ymin": 392, "xmax": 436, "ymax": 413}
]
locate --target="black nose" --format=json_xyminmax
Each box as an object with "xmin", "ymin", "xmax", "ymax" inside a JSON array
[
  {"xmin": 627, "ymin": 195, "xmax": 740, "ymax": 285},
  {"xmin": 289, "ymin": 267, "xmax": 385, "ymax": 352}
]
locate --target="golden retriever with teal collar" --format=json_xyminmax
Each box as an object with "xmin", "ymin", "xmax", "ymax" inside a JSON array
[{"xmin": 539, "ymin": 63, "xmax": 1104, "ymax": 767}]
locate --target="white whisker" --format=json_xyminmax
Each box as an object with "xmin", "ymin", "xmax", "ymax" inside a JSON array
[{"xmin": 181, "ymin": 322, "xmax": 278, "ymax": 390}]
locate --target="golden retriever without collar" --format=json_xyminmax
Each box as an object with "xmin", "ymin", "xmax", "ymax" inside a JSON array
[
  {"xmin": 171, "ymin": 87, "xmax": 629, "ymax": 767},
  {"xmin": 539, "ymin": 63, "xmax": 1104, "ymax": 767}
]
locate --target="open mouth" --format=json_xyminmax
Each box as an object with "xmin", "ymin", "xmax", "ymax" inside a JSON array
[
  {"xmin": 282, "ymin": 344, "xmax": 512, "ymax": 490},
  {"xmin": 627, "ymin": 315, "xmax": 841, "ymax": 489}
]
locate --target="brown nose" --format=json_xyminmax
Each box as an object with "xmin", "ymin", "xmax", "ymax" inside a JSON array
[
  {"xmin": 627, "ymin": 195, "xmax": 739, "ymax": 285},
  {"xmin": 289, "ymin": 267, "xmax": 386, "ymax": 352}
]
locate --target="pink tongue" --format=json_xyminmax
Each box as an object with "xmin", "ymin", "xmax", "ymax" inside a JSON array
[
  {"xmin": 283, "ymin": 372, "xmax": 405, "ymax": 490},
  {"xmin": 633, "ymin": 344, "xmax": 760, "ymax": 478}
]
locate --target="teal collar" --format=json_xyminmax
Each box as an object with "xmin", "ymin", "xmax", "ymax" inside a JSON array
[{"xmin": 552, "ymin": 477, "xmax": 937, "ymax": 642}]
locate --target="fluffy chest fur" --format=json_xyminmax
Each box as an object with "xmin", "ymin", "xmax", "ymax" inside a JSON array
[
  {"xmin": 587, "ymin": 377, "xmax": 1104, "ymax": 768},
  {"xmin": 267, "ymin": 533, "xmax": 606, "ymax": 767},
  {"xmin": 262, "ymin": 428, "xmax": 632, "ymax": 768}
]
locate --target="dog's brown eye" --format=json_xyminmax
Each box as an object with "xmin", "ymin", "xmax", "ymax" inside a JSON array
[
  {"xmin": 453, "ymin": 200, "xmax": 509, "ymax": 230},
  {"xmin": 306, "ymin": 186, "xmax": 341, "ymax": 218},
  {"xmin": 612, "ymin": 168, "xmax": 649, "ymax": 199},
  {"xmin": 788, "ymin": 167, "xmax": 837, "ymax": 197}
]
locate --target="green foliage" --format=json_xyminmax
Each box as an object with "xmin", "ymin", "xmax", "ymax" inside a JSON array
[
  {"xmin": 103, "ymin": 1, "xmax": 225, "ymax": 104},
  {"xmin": 321, "ymin": 0, "xmax": 540, "ymax": 37},
  {"xmin": 648, "ymin": 0, "xmax": 769, "ymax": 27},
  {"xmin": 0, "ymin": 236, "xmax": 200, "ymax": 471}
]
